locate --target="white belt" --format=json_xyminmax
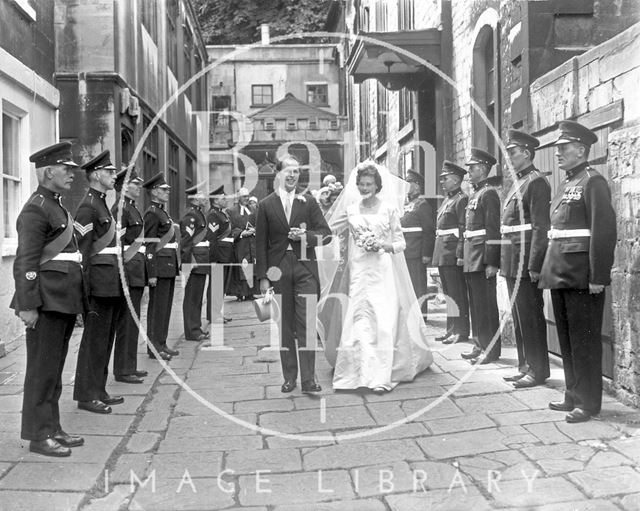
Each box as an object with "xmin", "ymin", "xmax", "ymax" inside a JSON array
[
  {"xmin": 220, "ymin": 237, "xmax": 234, "ymax": 243},
  {"xmin": 195, "ymin": 241, "xmax": 210, "ymax": 247},
  {"xmin": 124, "ymin": 245, "xmax": 146, "ymax": 254},
  {"xmin": 51, "ymin": 252, "xmax": 82, "ymax": 263},
  {"xmin": 162, "ymin": 242, "xmax": 178, "ymax": 249},
  {"xmin": 401, "ymin": 227, "xmax": 422, "ymax": 233},
  {"xmin": 97, "ymin": 247, "xmax": 120, "ymax": 255},
  {"xmin": 463, "ymin": 229, "xmax": 486, "ymax": 239},
  {"xmin": 548, "ymin": 228, "xmax": 591, "ymax": 240},
  {"xmin": 436, "ymin": 228, "xmax": 459, "ymax": 237},
  {"xmin": 501, "ymin": 223, "xmax": 532, "ymax": 234}
]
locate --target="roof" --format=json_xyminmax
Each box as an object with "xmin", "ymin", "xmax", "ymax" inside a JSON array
[{"xmin": 250, "ymin": 93, "xmax": 338, "ymax": 120}]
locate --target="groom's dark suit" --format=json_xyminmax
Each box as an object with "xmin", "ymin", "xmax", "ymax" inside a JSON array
[{"xmin": 255, "ymin": 190, "xmax": 331, "ymax": 385}]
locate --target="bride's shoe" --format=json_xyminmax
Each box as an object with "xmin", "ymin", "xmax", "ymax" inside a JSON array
[{"xmin": 372, "ymin": 386, "xmax": 388, "ymax": 394}]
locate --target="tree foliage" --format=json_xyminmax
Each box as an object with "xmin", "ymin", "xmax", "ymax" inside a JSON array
[{"xmin": 193, "ymin": 0, "xmax": 332, "ymax": 45}]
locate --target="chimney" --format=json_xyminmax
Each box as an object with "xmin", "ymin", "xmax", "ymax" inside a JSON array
[{"xmin": 261, "ymin": 24, "xmax": 270, "ymax": 45}]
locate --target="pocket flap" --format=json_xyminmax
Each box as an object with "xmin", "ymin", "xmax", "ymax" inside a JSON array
[
  {"xmin": 40, "ymin": 260, "xmax": 70, "ymax": 273},
  {"xmin": 560, "ymin": 240, "xmax": 589, "ymax": 253}
]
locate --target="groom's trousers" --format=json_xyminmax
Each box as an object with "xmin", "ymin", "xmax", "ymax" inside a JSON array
[{"xmin": 274, "ymin": 251, "xmax": 317, "ymax": 384}]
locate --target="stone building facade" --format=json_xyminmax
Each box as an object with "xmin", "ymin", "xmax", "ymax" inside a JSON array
[{"xmin": 329, "ymin": 0, "xmax": 640, "ymax": 404}]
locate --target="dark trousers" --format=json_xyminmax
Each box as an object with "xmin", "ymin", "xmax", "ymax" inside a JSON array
[
  {"xmin": 273, "ymin": 252, "xmax": 317, "ymax": 384},
  {"xmin": 551, "ymin": 288, "xmax": 605, "ymax": 413},
  {"xmin": 439, "ymin": 265, "xmax": 470, "ymax": 338},
  {"xmin": 147, "ymin": 277, "xmax": 176, "ymax": 351},
  {"xmin": 183, "ymin": 272, "xmax": 207, "ymax": 339},
  {"xmin": 21, "ymin": 311, "xmax": 75, "ymax": 441},
  {"xmin": 465, "ymin": 271, "xmax": 501, "ymax": 359},
  {"xmin": 406, "ymin": 258, "xmax": 428, "ymax": 320},
  {"xmin": 74, "ymin": 296, "xmax": 124, "ymax": 402},
  {"xmin": 505, "ymin": 277, "xmax": 550, "ymax": 380},
  {"xmin": 114, "ymin": 286, "xmax": 144, "ymax": 376}
]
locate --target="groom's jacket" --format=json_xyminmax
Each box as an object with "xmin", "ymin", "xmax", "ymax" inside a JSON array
[{"xmin": 255, "ymin": 190, "xmax": 331, "ymax": 284}]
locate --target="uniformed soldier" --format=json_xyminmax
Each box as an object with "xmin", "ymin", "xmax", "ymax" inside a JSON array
[
  {"xmin": 227, "ymin": 187, "xmax": 258, "ymax": 301},
  {"xmin": 540, "ymin": 120, "xmax": 616, "ymax": 423},
  {"xmin": 143, "ymin": 173, "xmax": 180, "ymax": 360},
  {"xmin": 500, "ymin": 130, "xmax": 551, "ymax": 388},
  {"xmin": 461, "ymin": 148, "xmax": 501, "ymax": 364},
  {"xmin": 401, "ymin": 170, "xmax": 436, "ymax": 322},
  {"xmin": 73, "ymin": 150, "xmax": 125, "ymax": 414},
  {"xmin": 11, "ymin": 142, "xmax": 85, "ymax": 456},
  {"xmin": 111, "ymin": 167, "xmax": 148, "ymax": 383},
  {"xmin": 432, "ymin": 161, "xmax": 470, "ymax": 344},
  {"xmin": 205, "ymin": 186, "xmax": 233, "ymax": 324},
  {"xmin": 181, "ymin": 184, "xmax": 210, "ymax": 341}
]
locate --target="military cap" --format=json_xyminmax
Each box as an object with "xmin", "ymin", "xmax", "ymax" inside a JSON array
[
  {"xmin": 466, "ymin": 147, "xmax": 497, "ymax": 167},
  {"xmin": 114, "ymin": 166, "xmax": 142, "ymax": 190},
  {"xmin": 440, "ymin": 160, "xmax": 467, "ymax": 178},
  {"xmin": 506, "ymin": 129, "xmax": 540, "ymax": 151},
  {"xmin": 29, "ymin": 141, "xmax": 78, "ymax": 169},
  {"xmin": 142, "ymin": 172, "xmax": 170, "ymax": 189},
  {"xmin": 553, "ymin": 120, "xmax": 598, "ymax": 146},
  {"xmin": 209, "ymin": 185, "xmax": 225, "ymax": 198},
  {"xmin": 405, "ymin": 170, "xmax": 424, "ymax": 187},
  {"xmin": 81, "ymin": 150, "xmax": 117, "ymax": 175}
]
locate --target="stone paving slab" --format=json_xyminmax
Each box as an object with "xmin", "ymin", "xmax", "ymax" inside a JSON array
[
  {"xmin": 274, "ymin": 499, "xmax": 387, "ymax": 510},
  {"xmin": 260, "ymin": 406, "xmax": 376, "ymax": 433},
  {"xmin": 417, "ymin": 428, "xmax": 509, "ymax": 459},
  {"xmin": 148, "ymin": 451, "xmax": 224, "ymax": 479},
  {"xmin": 0, "ymin": 462, "xmax": 101, "ymax": 491},
  {"xmin": 129, "ymin": 477, "xmax": 236, "ymax": 510},
  {"xmin": 423, "ymin": 413, "xmax": 496, "ymax": 435},
  {"xmin": 157, "ymin": 434, "xmax": 264, "ymax": 453},
  {"xmin": 385, "ymin": 487, "xmax": 492, "ymax": 511},
  {"xmin": 489, "ymin": 476, "xmax": 585, "ymax": 508},
  {"xmin": 0, "ymin": 490, "xmax": 85, "ymax": 511},
  {"xmin": 568, "ymin": 465, "xmax": 640, "ymax": 498},
  {"xmin": 58, "ymin": 411, "xmax": 135, "ymax": 436},
  {"xmin": 455, "ymin": 450, "xmax": 539, "ymax": 482},
  {"xmin": 225, "ymin": 447, "xmax": 302, "ymax": 474}
]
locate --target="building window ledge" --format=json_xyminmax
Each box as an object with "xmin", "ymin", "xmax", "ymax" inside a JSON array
[
  {"xmin": 374, "ymin": 142, "xmax": 388, "ymax": 161},
  {"xmin": 12, "ymin": 0, "xmax": 36, "ymax": 22}
]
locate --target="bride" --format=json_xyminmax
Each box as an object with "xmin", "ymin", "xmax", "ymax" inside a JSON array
[{"xmin": 317, "ymin": 161, "xmax": 433, "ymax": 392}]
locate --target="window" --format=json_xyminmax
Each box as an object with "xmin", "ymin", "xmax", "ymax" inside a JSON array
[
  {"xmin": 166, "ymin": 2, "xmax": 178, "ymax": 74},
  {"xmin": 142, "ymin": 116, "xmax": 158, "ymax": 179},
  {"xmin": 251, "ymin": 85, "xmax": 273, "ymax": 107},
  {"xmin": 376, "ymin": 81, "xmax": 388, "ymax": 146},
  {"xmin": 375, "ymin": 0, "xmax": 388, "ymax": 31},
  {"xmin": 398, "ymin": 0, "xmax": 414, "ymax": 30},
  {"xmin": 194, "ymin": 52, "xmax": 203, "ymax": 109},
  {"xmin": 141, "ymin": 0, "xmax": 157, "ymax": 42},
  {"xmin": 2, "ymin": 110, "xmax": 22, "ymax": 245},
  {"xmin": 183, "ymin": 27, "xmax": 193, "ymax": 101},
  {"xmin": 307, "ymin": 84, "xmax": 328, "ymax": 106},
  {"xmin": 358, "ymin": 82, "xmax": 371, "ymax": 158},
  {"xmin": 167, "ymin": 139, "xmax": 180, "ymax": 216},
  {"xmin": 398, "ymin": 89, "xmax": 414, "ymax": 129},
  {"xmin": 121, "ymin": 126, "xmax": 134, "ymax": 166},
  {"xmin": 185, "ymin": 154, "xmax": 194, "ymax": 187}
]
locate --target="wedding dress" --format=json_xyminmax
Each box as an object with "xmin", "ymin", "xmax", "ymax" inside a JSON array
[{"xmin": 317, "ymin": 164, "xmax": 433, "ymax": 391}]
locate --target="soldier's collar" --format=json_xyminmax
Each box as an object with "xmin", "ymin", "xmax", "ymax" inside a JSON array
[
  {"xmin": 150, "ymin": 200, "xmax": 165, "ymax": 210},
  {"xmin": 124, "ymin": 197, "xmax": 135, "ymax": 205},
  {"xmin": 516, "ymin": 164, "xmax": 535, "ymax": 180},
  {"xmin": 89, "ymin": 187, "xmax": 107, "ymax": 200},
  {"xmin": 564, "ymin": 161, "xmax": 590, "ymax": 181},
  {"xmin": 472, "ymin": 179, "xmax": 488, "ymax": 191},
  {"xmin": 37, "ymin": 185, "xmax": 61, "ymax": 200},
  {"xmin": 447, "ymin": 187, "xmax": 462, "ymax": 197}
]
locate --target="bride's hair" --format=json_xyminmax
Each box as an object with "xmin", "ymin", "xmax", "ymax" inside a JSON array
[{"xmin": 355, "ymin": 161, "xmax": 383, "ymax": 193}]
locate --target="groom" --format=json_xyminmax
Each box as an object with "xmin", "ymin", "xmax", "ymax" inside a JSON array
[{"xmin": 255, "ymin": 155, "xmax": 332, "ymax": 394}]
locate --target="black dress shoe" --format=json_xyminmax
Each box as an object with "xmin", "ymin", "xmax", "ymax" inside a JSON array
[
  {"xmin": 503, "ymin": 373, "xmax": 526, "ymax": 382},
  {"xmin": 162, "ymin": 346, "xmax": 179, "ymax": 356},
  {"xmin": 185, "ymin": 333, "xmax": 208, "ymax": 341},
  {"xmin": 281, "ymin": 380, "xmax": 297, "ymax": 393},
  {"xmin": 223, "ymin": 317, "xmax": 232, "ymax": 324},
  {"xmin": 149, "ymin": 350, "xmax": 172, "ymax": 361},
  {"xmin": 101, "ymin": 395, "xmax": 124, "ymax": 405},
  {"xmin": 566, "ymin": 408, "xmax": 593, "ymax": 423},
  {"xmin": 78, "ymin": 400, "xmax": 112, "ymax": 414},
  {"xmin": 435, "ymin": 334, "xmax": 450, "ymax": 342},
  {"xmin": 549, "ymin": 400, "xmax": 574, "ymax": 412},
  {"xmin": 134, "ymin": 370, "xmax": 148, "ymax": 377},
  {"xmin": 53, "ymin": 430, "xmax": 84, "ymax": 447},
  {"xmin": 29, "ymin": 438, "xmax": 71, "ymax": 457},
  {"xmin": 115, "ymin": 374, "xmax": 144, "ymax": 384},
  {"xmin": 442, "ymin": 334, "xmax": 460, "ymax": 345},
  {"xmin": 513, "ymin": 374, "xmax": 539, "ymax": 388},
  {"xmin": 461, "ymin": 347, "xmax": 482, "ymax": 360},
  {"xmin": 301, "ymin": 382, "xmax": 322, "ymax": 394}
]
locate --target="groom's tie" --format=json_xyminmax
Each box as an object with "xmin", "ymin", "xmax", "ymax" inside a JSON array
[{"xmin": 284, "ymin": 194, "xmax": 292, "ymax": 223}]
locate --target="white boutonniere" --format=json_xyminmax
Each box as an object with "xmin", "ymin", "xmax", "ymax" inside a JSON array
[{"xmin": 295, "ymin": 194, "xmax": 306, "ymax": 203}]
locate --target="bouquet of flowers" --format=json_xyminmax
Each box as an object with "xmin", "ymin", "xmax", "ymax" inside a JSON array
[{"xmin": 354, "ymin": 225, "xmax": 383, "ymax": 252}]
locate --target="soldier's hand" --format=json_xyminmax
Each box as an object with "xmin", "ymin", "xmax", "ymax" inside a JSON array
[
  {"xmin": 260, "ymin": 278, "xmax": 271, "ymax": 295},
  {"xmin": 422, "ymin": 256, "xmax": 432, "ymax": 266},
  {"xmin": 148, "ymin": 277, "xmax": 158, "ymax": 288},
  {"xmin": 456, "ymin": 258, "xmax": 464, "ymax": 267},
  {"xmin": 589, "ymin": 283, "xmax": 605, "ymax": 294},
  {"xmin": 485, "ymin": 265, "xmax": 498, "ymax": 279},
  {"xmin": 529, "ymin": 271, "xmax": 540, "ymax": 283},
  {"xmin": 19, "ymin": 309, "xmax": 39, "ymax": 330}
]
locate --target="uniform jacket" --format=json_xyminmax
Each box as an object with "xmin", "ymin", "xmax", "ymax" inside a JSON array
[
  {"xmin": 463, "ymin": 180, "xmax": 501, "ymax": 273},
  {"xmin": 500, "ymin": 166, "xmax": 551, "ymax": 278},
  {"xmin": 539, "ymin": 162, "xmax": 616, "ymax": 289},
  {"xmin": 11, "ymin": 186, "xmax": 84, "ymax": 314},
  {"xmin": 400, "ymin": 197, "xmax": 435, "ymax": 260},
  {"xmin": 144, "ymin": 202, "xmax": 179, "ymax": 279},
  {"xmin": 255, "ymin": 191, "xmax": 331, "ymax": 284},
  {"xmin": 207, "ymin": 206, "xmax": 234, "ymax": 264},
  {"xmin": 432, "ymin": 188, "xmax": 467, "ymax": 267},
  {"xmin": 228, "ymin": 203, "xmax": 257, "ymax": 265},
  {"xmin": 75, "ymin": 187, "xmax": 122, "ymax": 297},
  {"xmin": 111, "ymin": 197, "xmax": 146, "ymax": 288},
  {"xmin": 180, "ymin": 205, "xmax": 209, "ymax": 275}
]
